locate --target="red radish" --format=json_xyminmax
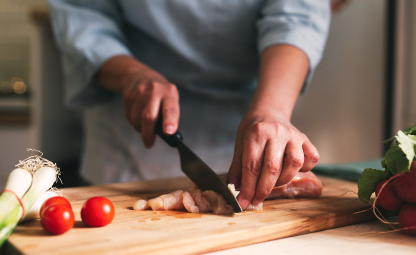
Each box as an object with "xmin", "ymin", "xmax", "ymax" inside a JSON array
[
  {"xmin": 394, "ymin": 161, "xmax": 416, "ymax": 203},
  {"xmin": 399, "ymin": 203, "xmax": 416, "ymax": 235},
  {"xmin": 375, "ymin": 179, "xmax": 405, "ymax": 211}
]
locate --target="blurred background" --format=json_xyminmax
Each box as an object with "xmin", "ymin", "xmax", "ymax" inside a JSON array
[{"xmin": 0, "ymin": 0, "xmax": 415, "ymax": 188}]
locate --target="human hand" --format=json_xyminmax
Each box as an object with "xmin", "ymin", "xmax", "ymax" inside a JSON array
[
  {"xmin": 227, "ymin": 111, "xmax": 319, "ymax": 210},
  {"xmin": 120, "ymin": 68, "xmax": 179, "ymax": 148}
]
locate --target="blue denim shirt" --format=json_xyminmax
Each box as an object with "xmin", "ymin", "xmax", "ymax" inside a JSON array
[{"xmin": 47, "ymin": 0, "xmax": 330, "ymax": 109}]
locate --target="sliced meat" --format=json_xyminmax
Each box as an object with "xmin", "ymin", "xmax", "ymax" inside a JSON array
[
  {"xmin": 148, "ymin": 190, "xmax": 185, "ymax": 210},
  {"xmin": 266, "ymin": 171, "xmax": 323, "ymax": 199},
  {"xmin": 133, "ymin": 199, "xmax": 149, "ymax": 210},
  {"xmin": 202, "ymin": 190, "xmax": 234, "ymax": 215},
  {"xmin": 148, "ymin": 197, "xmax": 164, "ymax": 210},
  {"xmin": 135, "ymin": 172, "xmax": 322, "ymax": 215},
  {"xmin": 182, "ymin": 191, "xmax": 199, "ymax": 213},
  {"xmin": 190, "ymin": 189, "xmax": 211, "ymax": 213},
  {"xmin": 171, "ymin": 190, "xmax": 185, "ymax": 210},
  {"xmin": 244, "ymin": 202, "xmax": 263, "ymax": 211}
]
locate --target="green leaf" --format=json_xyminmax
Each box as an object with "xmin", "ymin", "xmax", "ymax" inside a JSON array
[
  {"xmin": 381, "ymin": 159, "xmax": 389, "ymax": 171},
  {"xmin": 396, "ymin": 131, "xmax": 416, "ymax": 173},
  {"xmin": 403, "ymin": 124, "xmax": 416, "ymax": 134},
  {"xmin": 385, "ymin": 144, "xmax": 407, "ymax": 175},
  {"xmin": 382, "ymin": 137, "xmax": 396, "ymax": 147},
  {"xmin": 383, "ymin": 124, "xmax": 416, "ymax": 146},
  {"xmin": 358, "ymin": 168, "xmax": 391, "ymax": 204}
]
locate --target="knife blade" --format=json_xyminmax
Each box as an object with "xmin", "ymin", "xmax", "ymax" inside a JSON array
[{"xmin": 155, "ymin": 119, "xmax": 242, "ymax": 213}]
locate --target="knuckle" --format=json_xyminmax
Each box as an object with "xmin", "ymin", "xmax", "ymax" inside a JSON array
[
  {"xmin": 273, "ymin": 122, "xmax": 285, "ymax": 134},
  {"xmin": 166, "ymin": 83, "xmax": 178, "ymax": 95},
  {"xmin": 244, "ymin": 160, "xmax": 262, "ymax": 177},
  {"xmin": 142, "ymin": 111, "xmax": 155, "ymax": 125},
  {"xmin": 132, "ymin": 84, "xmax": 146, "ymax": 95},
  {"xmin": 264, "ymin": 159, "xmax": 281, "ymax": 174},
  {"xmin": 149, "ymin": 81, "xmax": 159, "ymax": 91},
  {"xmin": 163, "ymin": 106, "xmax": 179, "ymax": 116},
  {"xmin": 289, "ymin": 154, "xmax": 304, "ymax": 168},
  {"xmin": 310, "ymin": 152, "xmax": 320, "ymax": 164},
  {"xmin": 247, "ymin": 122, "xmax": 264, "ymax": 136},
  {"xmin": 257, "ymin": 188, "xmax": 270, "ymax": 198}
]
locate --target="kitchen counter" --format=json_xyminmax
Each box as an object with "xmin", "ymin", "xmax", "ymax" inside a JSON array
[
  {"xmin": 3, "ymin": 175, "xmax": 398, "ymax": 255},
  {"xmin": 209, "ymin": 219, "xmax": 416, "ymax": 255}
]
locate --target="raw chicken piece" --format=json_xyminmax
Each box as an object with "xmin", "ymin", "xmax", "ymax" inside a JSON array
[
  {"xmin": 148, "ymin": 197, "xmax": 164, "ymax": 210},
  {"xmin": 266, "ymin": 171, "xmax": 323, "ymax": 199},
  {"xmin": 133, "ymin": 172, "xmax": 322, "ymax": 214},
  {"xmin": 182, "ymin": 191, "xmax": 199, "ymax": 213},
  {"xmin": 133, "ymin": 199, "xmax": 149, "ymax": 210},
  {"xmin": 245, "ymin": 202, "xmax": 263, "ymax": 211},
  {"xmin": 148, "ymin": 190, "xmax": 185, "ymax": 210},
  {"xmin": 189, "ymin": 189, "xmax": 211, "ymax": 213},
  {"xmin": 171, "ymin": 190, "xmax": 185, "ymax": 210},
  {"xmin": 202, "ymin": 190, "xmax": 234, "ymax": 215}
]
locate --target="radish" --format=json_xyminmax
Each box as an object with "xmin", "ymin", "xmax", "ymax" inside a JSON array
[
  {"xmin": 375, "ymin": 179, "xmax": 405, "ymax": 211},
  {"xmin": 399, "ymin": 203, "xmax": 416, "ymax": 235},
  {"xmin": 394, "ymin": 161, "xmax": 416, "ymax": 203}
]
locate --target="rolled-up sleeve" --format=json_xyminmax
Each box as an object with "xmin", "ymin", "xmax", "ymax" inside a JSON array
[
  {"xmin": 47, "ymin": 0, "xmax": 132, "ymax": 108},
  {"xmin": 257, "ymin": 0, "xmax": 331, "ymax": 91}
]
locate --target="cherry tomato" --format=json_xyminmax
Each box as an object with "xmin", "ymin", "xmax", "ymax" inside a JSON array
[
  {"xmin": 41, "ymin": 204, "xmax": 74, "ymax": 235},
  {"xmin": 81, "ymin": 197, "xmax": 115, "ymax": 227},
  {"xmin": 40, "ymin": 196, "xmax": 72, "ymax": 216}
]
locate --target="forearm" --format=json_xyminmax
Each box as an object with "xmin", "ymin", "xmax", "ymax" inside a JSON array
[{"xmin": 248, "ymin": 44, "xmax": 309, "ymax": 120}]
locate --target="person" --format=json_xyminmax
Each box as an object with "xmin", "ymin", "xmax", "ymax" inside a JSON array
[{"xmin": 47, "ymin": 0, "xmax": 330, "ymax": 210}]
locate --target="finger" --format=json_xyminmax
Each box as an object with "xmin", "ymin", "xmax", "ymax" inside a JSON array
[
  {"xmin": 300, "ymin": 139, "xmax": 319, "ymax": 172},
  {"xmin": 141, "ymin": 96, "xmax": 162, "ymax": 148},
  {"xmin": 227, "ymin": 128, "xmax": 245, "ymax": 190},
  {"xmin": 252, "ymin": 139, "xmax": 283, "ymax": 206},
  {"xmin": 161, "ymin": 85, "xmax": 180, "ymax": 135},
  {"xmin": 123, "ymin": 84, "xmax": 145, "ymax": 131},
  {"xmin": 238, "ymin": 129, "xmax": 266, "ymax": 209},
  {"xmin": 129, "ymin": 97, "xmax": 144, "ymax": 132},
  {"xmin": 275, "ymin": 139, "xmax": 304, "ymax": 187}
]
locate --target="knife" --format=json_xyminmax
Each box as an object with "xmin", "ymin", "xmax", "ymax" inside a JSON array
[{"xmin": 155, "ymin": 118, "xmax": 242, "ymax": 213}]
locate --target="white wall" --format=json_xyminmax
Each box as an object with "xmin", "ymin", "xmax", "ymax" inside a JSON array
[
  {"xmin": 0, "ymin": 127, "xmax": 30, "ymax": 188},
  {"xmin": 292, "ymin": 0, "xmax": 386, "ymax": 163}
]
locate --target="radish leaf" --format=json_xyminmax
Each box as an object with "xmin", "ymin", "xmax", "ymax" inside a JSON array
[{"xmin": 358, "ymin": 168, "xmax": 391, "ymax": 204}]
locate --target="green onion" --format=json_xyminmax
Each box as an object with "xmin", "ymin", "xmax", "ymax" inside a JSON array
[{"xmin": 0, "ymin": 151, "xmax": 60, "ymax": 247}]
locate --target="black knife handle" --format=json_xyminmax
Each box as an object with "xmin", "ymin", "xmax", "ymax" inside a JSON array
[{"xmin": 155, "ymin": 116, "xmax": 183, "ymax": 147}]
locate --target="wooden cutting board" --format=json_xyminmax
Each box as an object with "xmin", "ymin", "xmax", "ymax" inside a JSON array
[{"xmin": 2, "ymin": 175, "xmax": 376, "ymax": 255}]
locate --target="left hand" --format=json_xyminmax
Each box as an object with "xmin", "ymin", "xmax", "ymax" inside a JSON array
[{"xmin": 227, "ymin": 110, "xmax": 319, "ymax": 210}]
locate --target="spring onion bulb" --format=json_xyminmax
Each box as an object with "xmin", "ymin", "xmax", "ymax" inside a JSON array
[
  {"xmin": 21, "ymin": 191, "xmax": 58, "ymax": 222},
  {"xmin": 21, "ymin": 167, "xmax": 58, "ymax": 213},
  {"xmin": 0, "ymin": 150, "xmax": 60, "ymax": 247},
  {"xmin": 0, "ymin": 168, "xmax": 32, "ymax": 224},
  {"xmin": 4, "ymin": 168, "xmax": 32, "ymax": 198}
]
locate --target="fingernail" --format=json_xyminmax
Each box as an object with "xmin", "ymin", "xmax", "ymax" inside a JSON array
[
  {"xmin": 239, "ymin": 199, "xmax": 249, "ymax": 209},
  {"xmin": 165, "ymin": 125, "xmax": 175, "ymax": 134}
]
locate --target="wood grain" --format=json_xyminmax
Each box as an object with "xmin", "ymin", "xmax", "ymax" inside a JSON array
[{"xmin": 3, "ymin": 176, "xmax": 376, "ymax": 255}]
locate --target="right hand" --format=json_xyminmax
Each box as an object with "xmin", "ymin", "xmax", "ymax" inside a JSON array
[
  {"xmin": 120, "ymin": 67, "xmax": 180, "ymax": 148},
  {"xmin": 98, "ymin": 55, "xmax": 180, "ymax": 148}
]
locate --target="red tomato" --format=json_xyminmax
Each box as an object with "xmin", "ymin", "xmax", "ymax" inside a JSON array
[
  {"xmin": 40, "ymin": 196, "xmax": 72, "ymax": 216},
  {"xmin": 41, "ymin": 204, "xmax": 74, "ymax": 235},
  {"xmin": 81, "ymin": 197, "xmax": 115, "ymax": 227}
]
